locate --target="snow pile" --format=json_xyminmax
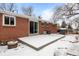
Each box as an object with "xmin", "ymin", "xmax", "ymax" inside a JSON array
[
  {"xmin": 61, "ymin": 34, "xmax": 78, "ymax": 42},
  {"xmin": 67, "ymin": 42, "xmax": 79, "ymax": 56},
  {"xmin": 7, "ymin": 41, "xmax": 18, "ymax": 45},
  {"xmin": 54, "ymin": 48, "xmax": 67, "ymax": 56},
  {"xmin": 66, "ymin": 35, "xmax": 79, "ymax": 56}
]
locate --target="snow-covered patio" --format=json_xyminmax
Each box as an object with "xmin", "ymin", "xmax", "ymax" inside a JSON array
[
  {"xmin": 18, "ymin": 34, "xmax": 65, "ymax": 50},
  {"xmin": 0, "ymin": 34, "xmax": 78, "ymax": 56}
]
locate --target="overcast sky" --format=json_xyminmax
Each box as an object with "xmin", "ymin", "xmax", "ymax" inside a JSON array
[{"xmin": 16, "ymin": 3, "xmax": 64, "ymax": 21}]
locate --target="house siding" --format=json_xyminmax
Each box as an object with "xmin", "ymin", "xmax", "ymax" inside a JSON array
[
  {"xmin": 0, "ymin": 14, "xmax": 29, "ymax": 41},
  {"xmin": 39, "ymin": 21, "xmax": 45, "ymax": 34},
  {"xmin": 47, "ymin": 23, "xmax": 58, "ymax": 33}
]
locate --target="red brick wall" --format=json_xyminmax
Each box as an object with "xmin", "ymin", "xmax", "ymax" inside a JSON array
[
  {"xmin": 39, "ymin": 21, "xmax": 58, "ymax": 34},
  {"xmin": 39, "ymin": 21, "xmax": 45, "ymax": 34},
  {"xmin": 0, "ymin": 14, "xmax": 29, "ymax": 41},
  {"xmin": 47, "ymin": 23, "xmax": 58, "ymax": 33}
]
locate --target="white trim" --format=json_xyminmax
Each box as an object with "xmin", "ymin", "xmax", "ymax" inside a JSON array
[
  {"xmin": 38, "ymin": 21, "xmax": 39, "ymax": 34},
  {"xmin": 2, "ymin": 14, "xmax": 16, "ymax": 26},
  {"xmin": 28, "ymin": 19, "xmax": 30, "ymax": 35}
]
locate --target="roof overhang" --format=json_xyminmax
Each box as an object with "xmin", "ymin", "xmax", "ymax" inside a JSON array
[{"xmin": 0, "ymin": 10, "xmax": 30, "ymax": 19}]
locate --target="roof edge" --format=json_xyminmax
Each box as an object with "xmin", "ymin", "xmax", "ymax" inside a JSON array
[{"xmin": 0, "ymin": 10, "xmax": 30, "ymax": 19}]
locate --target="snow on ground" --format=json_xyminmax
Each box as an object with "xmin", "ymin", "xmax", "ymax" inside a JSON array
[
  {"xmin": 0, "ymin": 34, "xmax": 78, "ymax": 56},
  {"xmin": 19, "ymin": 34, "xmax": 64, "ymax": 48},
  {"xmin": 61, "ymin": 34, "xmax": 78, "ymax": 42}
]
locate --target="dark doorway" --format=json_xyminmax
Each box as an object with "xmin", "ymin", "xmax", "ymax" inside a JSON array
[{"xmin": 30, "ymin": 21, "xmax": 38, "ymax": 34}]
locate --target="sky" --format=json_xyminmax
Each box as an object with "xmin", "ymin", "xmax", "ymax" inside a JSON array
[{"xmin": 16, "ymin": 3, "xmax": 64, "ymax": 21}]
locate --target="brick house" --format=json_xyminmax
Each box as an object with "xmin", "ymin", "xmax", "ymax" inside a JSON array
[
  {"xmin": 39, "ymin": 21, "xmax": 58, "ymax": 34},
  {"xmin": 0, "ymin": 11, "xmax": 58, "ymax": 43}
]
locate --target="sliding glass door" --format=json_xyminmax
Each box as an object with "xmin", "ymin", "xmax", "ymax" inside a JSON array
[{"xmin": 30, "ymin": 21, "xmax": 38, "ymax": 34}]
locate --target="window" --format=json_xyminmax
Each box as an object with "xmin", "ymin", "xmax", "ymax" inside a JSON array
[
  {"xmin": 5, "ymin": 16, "xmax": 9, "ymax": 24},
  {"xmin": 3, "ymin": 15, "xmax": 16, "ymax": 26},
  {"xmin": 10, "ymin": 17, "xmax": 15, "ymax": 25}
]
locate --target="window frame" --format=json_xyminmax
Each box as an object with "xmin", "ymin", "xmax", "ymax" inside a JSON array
[{"xmin": 2, "ymin": 14, "xmax": 16, "ymax": 26}]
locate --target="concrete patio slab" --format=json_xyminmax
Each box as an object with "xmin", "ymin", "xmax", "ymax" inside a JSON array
[{"xmin": 18, "ymin": 34, "xmax": 65, "ymax": 51}]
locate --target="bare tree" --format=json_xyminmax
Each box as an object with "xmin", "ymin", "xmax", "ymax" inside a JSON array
[
  {"xmin": 22, "ymin": 6, "xmax": 33, "ymax": 16},
  {"xmin": 0, "ymin": 3, "xmax": 17, "ymax": 13},
  {"xmin": 53, "ymin": 3, "xmax": 79, "ymax": 31},
  {"xmin": 53, "ymin": 3, "xmax": 79, "ymax": 22},
  {"xmin": 53, "ymin": 6, "xmax": 64, "ymax": 23},
  {"xmin": 71, "ymin": 17, "xmax": 79, "ymax": 31}
]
